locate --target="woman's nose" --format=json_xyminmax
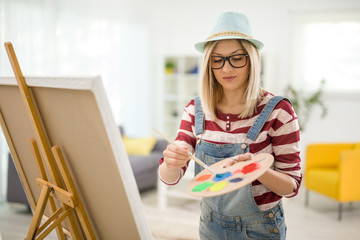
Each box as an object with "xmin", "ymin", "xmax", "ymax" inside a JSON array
[{"xmin": 222, "ymin": 59, "xmax": 233, "ymax": 72}]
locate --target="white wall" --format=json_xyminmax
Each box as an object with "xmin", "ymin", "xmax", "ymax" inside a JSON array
[
  {"xmin": 148, "ymin": 0, "xmax": 360, "ymax": 162},
  {"xmin": 0, "ymin": 0, "xmax": 359, "ymax": 169}
]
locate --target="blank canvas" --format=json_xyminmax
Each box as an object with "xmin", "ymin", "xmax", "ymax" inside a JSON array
[{"xmin": 0, "ymin": 76, "xmax": 152, "ymax": 239}]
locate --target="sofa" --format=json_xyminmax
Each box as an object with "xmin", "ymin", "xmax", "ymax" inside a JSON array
[
  {"xmin": 119, "ymin": 126, "xmax": 167, "ymax": 191},
  {"xmin": 126, "ymin": 137, "xmax": 167, "ymax": 191},
  {"xmin": 7, "ymin": 154, "xmax": 29, "ymax": 206},
  {"xmin": 6, "ymin": 127, "xmax": 167, "ymax": 205},
  {"xmin": 305, "ymin": 142, "xmax": 360, "ymax": 220}
]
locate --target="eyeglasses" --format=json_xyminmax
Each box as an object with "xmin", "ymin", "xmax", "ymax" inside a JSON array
[{"xmin": 210, "ymin": 54, "xmax": 248, "ymax": 69}]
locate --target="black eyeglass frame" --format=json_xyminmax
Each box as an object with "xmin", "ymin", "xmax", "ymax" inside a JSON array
[{"xmin": 210, "ymin": 53, "xmax": 249, "ymax": 70}]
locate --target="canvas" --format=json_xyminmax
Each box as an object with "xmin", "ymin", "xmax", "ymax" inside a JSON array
[{"xmin": 0, "ymin": 76, "xmax": 152, "ymax": 239}]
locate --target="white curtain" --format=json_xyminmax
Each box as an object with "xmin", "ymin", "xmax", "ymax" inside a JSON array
[
  {"xmin": 0, "ymin": 0, "xmax": 151, "ymax": 198},
  {"xmin": 291, "ymin": 10, "xmax": 360, "ymax": 92}
]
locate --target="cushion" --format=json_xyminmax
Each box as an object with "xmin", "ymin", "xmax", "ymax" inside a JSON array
[
  {"xmin": 306, "ymin": 168, "xmax": 339, "ymax": 199},
  {"xmin": 122, "ymin": 135, "xmax": 157, "ymax": 156}
]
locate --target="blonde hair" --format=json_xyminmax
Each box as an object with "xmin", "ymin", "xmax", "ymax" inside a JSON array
[{"xmin": 199, "ymin": 39, "xmax": 263, "ymax": 120}]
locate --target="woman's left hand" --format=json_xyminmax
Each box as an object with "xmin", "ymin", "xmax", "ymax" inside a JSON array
[{"xmin": 224, "ymin": 152, "xmax": 253, "ymax": 168}]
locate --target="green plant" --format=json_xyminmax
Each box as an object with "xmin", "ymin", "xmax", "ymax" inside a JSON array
[
  {"xmin": 284, "ymin": 79, "xmax": 327, "ymax": 131},
  {"xmin": 165, "ymin": 61, "xmax": 175, "ymax": 69},
  {"xmin": 165, "ymin": 61, "xmax": 176, "ymax": 74}
]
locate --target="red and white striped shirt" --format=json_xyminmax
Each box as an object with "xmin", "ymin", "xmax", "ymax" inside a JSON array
[{"xmin": 160, "ymin": 92, "xmax": 302, "ymax": 210}]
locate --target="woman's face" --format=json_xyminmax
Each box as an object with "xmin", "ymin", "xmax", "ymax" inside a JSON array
[{"xmin": 211, "ymin": 39, "xmax": 250, "ymax": 94}]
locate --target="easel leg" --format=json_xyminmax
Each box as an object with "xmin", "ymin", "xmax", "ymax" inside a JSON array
[
  {"xmin": 52, "ymin": 145, "xmax": 96, "ymax": 239},
  {"xmin": 37, "ymin": 207, "xmax": 64, "ymax": 234},
  {"xmin": 50, "ymin": 200, "xmax": 67, "ymax": 240},
  {"xmin": 29, "ymin": 139, "xmax": 67, "ymax": 240},
  {"xmin": 37, "ymin": 207, "xmax": 71, "ymax": 240},
  {"xmin": 26, "ymin": 185, "xmax": 52, "ymax": 240}
]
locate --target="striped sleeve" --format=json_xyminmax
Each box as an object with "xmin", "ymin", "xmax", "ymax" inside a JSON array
[
  {"xmin": 269, "ymin": 100, "xmax": 302, "ymax": 198},
  {"xmin": 159, "ymin": 100, "xmax": 197, "ymax": 185},
  {"xmin": 175, "ymin": 99, "xmax": 197, "ymax": 153}
]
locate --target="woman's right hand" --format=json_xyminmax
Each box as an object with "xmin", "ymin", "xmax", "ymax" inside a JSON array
[{"xmin": 162, "ymin": 143, "xmax": 191, "ymax": 169}]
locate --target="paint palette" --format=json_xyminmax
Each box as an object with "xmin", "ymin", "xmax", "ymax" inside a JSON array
[{"xmin": 187, "ymin": 153, "xmax": 274, "ymax": 198}]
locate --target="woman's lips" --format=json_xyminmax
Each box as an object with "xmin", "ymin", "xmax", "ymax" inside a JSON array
[{"xmin": 223, "ymin": 76, "xmax": 236, "ymax": 81}]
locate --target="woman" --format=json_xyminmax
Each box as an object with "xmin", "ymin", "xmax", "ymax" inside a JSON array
[{"xmin": 159, "ymin": 12, "xmax": 301, "ymax": 239}]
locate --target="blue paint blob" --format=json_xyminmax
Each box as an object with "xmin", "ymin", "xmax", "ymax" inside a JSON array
[
  {"xmin": 229, "ymin": 177, "xmax": 243, "ymax": 183},
  {"xmin": 213, "ymin": 171, "xmax": 232, "ymax": 182}
]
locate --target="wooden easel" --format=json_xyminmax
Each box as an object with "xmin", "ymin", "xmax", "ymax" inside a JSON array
[{"xmin": 4, "ymin": 42, "xmax": 96, "ymax": 239}]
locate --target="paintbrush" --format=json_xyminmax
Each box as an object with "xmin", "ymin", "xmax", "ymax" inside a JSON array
[{"xmin": 153, "ymin": 129, "xmax": 217, "ymax": 175}]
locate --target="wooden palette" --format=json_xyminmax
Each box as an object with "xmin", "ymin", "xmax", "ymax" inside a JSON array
[{"xmin": 187, "ymin": 153, "xmax": 274, "ymax": 198}]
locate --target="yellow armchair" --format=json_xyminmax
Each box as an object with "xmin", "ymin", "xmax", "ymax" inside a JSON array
[{"xmin": 305, "ymin": 143, "xmax": 360, "ymax": 220}]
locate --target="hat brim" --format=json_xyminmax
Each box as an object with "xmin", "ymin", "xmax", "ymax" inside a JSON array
[{"xmin": 195, "ymin": 36, "xmax": 264, "ymax": 53}]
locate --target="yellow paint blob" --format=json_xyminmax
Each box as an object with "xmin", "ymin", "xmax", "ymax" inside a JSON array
[{"xmin": 209, "ymin": 181, "xmax": 228, "ymax": 192}]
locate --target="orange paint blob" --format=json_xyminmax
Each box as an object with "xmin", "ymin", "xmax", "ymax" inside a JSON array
[{"xmin": 196, "ymin": 174, "xmax": 212, "ymax": 181}]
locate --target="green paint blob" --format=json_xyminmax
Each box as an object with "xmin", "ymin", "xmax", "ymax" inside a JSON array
[{"xmin": 191, "ymin": 181, "xmax": 214, "ymax": 192}]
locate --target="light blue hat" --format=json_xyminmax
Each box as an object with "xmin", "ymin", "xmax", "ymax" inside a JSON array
[{"xmin": 195, "ymin": 12, "xmax": 264, "ymax": 52}]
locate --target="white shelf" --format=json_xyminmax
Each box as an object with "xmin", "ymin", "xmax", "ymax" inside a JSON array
[
  {"xmin": 159, "ymin": 55, "xmax": 201, "ymax": 136},
  {"xmin": 157, "ymin": 55, "xmax": 201, "ymax": 209}
]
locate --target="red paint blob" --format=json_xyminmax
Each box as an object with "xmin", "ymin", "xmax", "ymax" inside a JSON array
[
  {"xmin": 196, "ymin": 174, "xmax": 212, "ymax": 181},
  {"xmin": 233, "ymin": 162, "xmax": 260, "ymax": 175},
  {"xmin": 241, "ymin": 162, "xmax": 259, "ymax": 174}
]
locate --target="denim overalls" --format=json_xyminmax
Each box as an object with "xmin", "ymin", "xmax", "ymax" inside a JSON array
[{"xmin": 194, "ymin": 96, "xmax": 287, "ymax": 240}]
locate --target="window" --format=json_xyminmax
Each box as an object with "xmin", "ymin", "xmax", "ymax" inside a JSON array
[
  {"xmin": 291, "ymin": 11, "xmax": 360, "ymax": 92},
  {"xmin": 0, "ymin": 0, "xmax": 150, "ymax": 198}
]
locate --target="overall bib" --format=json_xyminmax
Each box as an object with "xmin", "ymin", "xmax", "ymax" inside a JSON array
[{"xmin": 194, "ymin": 96, "xmax": 287, "ymax": 240}]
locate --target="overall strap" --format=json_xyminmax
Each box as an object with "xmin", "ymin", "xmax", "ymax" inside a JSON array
[
  {"xmin": 194, "ymin": 96, "xmax": 205, "ymax": 135},
  {"xmin": 246, "ymin": 96, "xmax": 288, "ymax": 141}
]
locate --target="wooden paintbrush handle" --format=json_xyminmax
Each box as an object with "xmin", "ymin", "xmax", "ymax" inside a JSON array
[{"xmin": 153, "ymin": 129, "xmax": 216, "ymax": 174}]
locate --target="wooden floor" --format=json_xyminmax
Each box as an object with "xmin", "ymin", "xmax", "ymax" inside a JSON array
[{"xmin": 1, "ymin": 185, "xmax": 360, "ymax": 240}]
